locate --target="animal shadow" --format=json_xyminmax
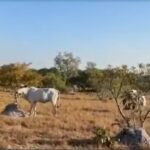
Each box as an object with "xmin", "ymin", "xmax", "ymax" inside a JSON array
[
  {"xmin": 82, "ymin": 108, "xmax": 109, "ymax": 113},
  {"xmin": 67, "ymin": 138, "xmax": 95, "ymax": 147},
  {"xmin": 33, "ymin": 139, "xmax": 63, "ymax": 146}
]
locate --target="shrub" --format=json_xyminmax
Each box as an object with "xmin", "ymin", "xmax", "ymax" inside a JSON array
[
  {"xmin": 41, "ymin": 73, "xmax": 66, "ymax": 91},
  {"xmin": 93, "ymin": 127, "xmax": 114, "ymax": 148}
]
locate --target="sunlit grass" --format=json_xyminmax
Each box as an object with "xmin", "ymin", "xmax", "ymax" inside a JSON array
[{"xmin": 0, "ymin": 91, "xmax": 149, "ymax": 149}]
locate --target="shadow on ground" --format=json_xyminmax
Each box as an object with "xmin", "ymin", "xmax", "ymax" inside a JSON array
[
  {"xmin": 67, "ymin": 138, "xmax": 95, "ymax": 147},
  {"xmin": 33, "ymin": 139, "xmax": 63, "ymax": 146},
  {"xmin": 82, "ymin": 108, "xmax": 109, "ymax": 113}
]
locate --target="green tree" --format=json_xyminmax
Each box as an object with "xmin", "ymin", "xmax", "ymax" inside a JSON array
[
  {"xmin": 38, "ymin": 67, "xmax": 60, "ymax": 76},
  {"xmin": 69, "ymin": 69, "xmax": 89, "ymax": 90},
  {"xmin": 22, "ymin": 69, "xmax": 43, "ymax": 87},
  {"xmin": 41, "ymin": 73, "xmax": 65, "ymax": 91},
  {"xmin": 0, "ymin": 63, "xmax": 29, "ymax": 88},
  {"xmin": 54, "ymin": 52, "xmax": 81, "ymax": 84},
  {"xmin": 147, "ymin": 64, "xmax": 150, "ymax": 74},
  {"xmin": 86, "ymin": 61, "xmax": 96, "ymax": 70},
  {"xmin": 138, "ymin": 63, "xmax": 145, "ymax": 75}
]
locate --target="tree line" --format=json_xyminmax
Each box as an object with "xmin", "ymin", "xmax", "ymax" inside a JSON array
[{"xmin": 0, "ymin": 52, "xmax": 150, "ymax": 94}]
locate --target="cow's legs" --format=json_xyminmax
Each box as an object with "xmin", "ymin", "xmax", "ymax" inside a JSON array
[
  {"xmin": 14, "ymin": 97, "xmax": 18, "ymax": 104},
  {"xmin": 29, "ymin": 103, "xmax": 37, "ymax": 117},
  {"xmin": 52, "ymin": 104, "xmax": 57, "ymax": 116},
  {"xmin": 53, "ymin": 94, "xmax": 60, "ymax": 115},
  {"xmin": 14, "ymin": 97, "xmax": 20, "ymax": 109},
  {"xmin": 56, "ymin": 94, "xmax": 60, "ymax": 108},
  {"xmin": 14, "ymin": 92, "xmax": 20, "ymax": 107},
  {"xmin": 29, "ymin": 103, "xmax": 34, "ymax": 116},
  {"xmin": 50, "ymin": 95, "xmax": 57, "ymax": 116},
  {"xmin": 33, "ymin": 103, "xmax": 37, "ymax": 117}
]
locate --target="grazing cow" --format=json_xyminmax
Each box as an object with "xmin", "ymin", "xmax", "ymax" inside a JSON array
[
  {"xmin": 130, "ymin": 89, "xmax": 146, "ymax": 107},
  {"xmin": 122, "ymin": 89, "xmax": 146, "ymax": 110},
  {"xmin": 139, "ymin": 95, "xmax": 146, "ymax": 107},
  {"xmin": 130, "ymin": 89, "xmax": 138, "ymax": 94},
  {"xmin": 15, "ymin": 86, "xmax": 60, "ymax": 117}
]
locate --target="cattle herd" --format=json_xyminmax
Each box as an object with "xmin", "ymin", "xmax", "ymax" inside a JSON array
[{"xmin": 13, "ymin": 86, "xmax": 147, "ymax": 117}]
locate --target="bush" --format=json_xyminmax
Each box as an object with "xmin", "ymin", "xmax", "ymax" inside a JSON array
[
  {"xmin": 41, "ymin": 73, "xmax": 66, "ymax": 91},
  {"xmin": 22, "ymin": 70, "xmax": 43, "ymax": 87},
  {"xmin": 93, "ymin": 127, "xmax": 114, "ymax": 148}
]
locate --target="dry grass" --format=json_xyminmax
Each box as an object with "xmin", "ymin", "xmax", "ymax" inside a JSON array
[{"xmin": 0, "ymin": 91, "xmax": 150, "ymax": 149}]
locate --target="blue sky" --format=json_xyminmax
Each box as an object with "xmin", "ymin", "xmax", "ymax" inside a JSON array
[{"xmin": 0, "ymin": 1, "xmax": 150, "ymax": 69}]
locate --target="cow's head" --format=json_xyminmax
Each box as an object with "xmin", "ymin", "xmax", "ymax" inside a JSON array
[{"xmin": 14, "ymin": 85, "xmax": 28, "ymax": 102}]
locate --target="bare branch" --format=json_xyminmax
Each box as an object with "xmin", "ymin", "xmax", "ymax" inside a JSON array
[
  {"xmin": 141, "ymin": 109, "xmax": 150, "ymax": 126},
  {"xmin": 139, "ymin": 107, "xmax": 143, "ymax": 127},
  {"xmin": 116, "ymin": 75, "xmax": 126, "ymax": 98},
  {"xmin": 113, "ymin": 94, "xmax": 130, "ymax": 128},
  {"xmin": 108, "ymin": 71, "xmax": 130, "ymax": 127}
]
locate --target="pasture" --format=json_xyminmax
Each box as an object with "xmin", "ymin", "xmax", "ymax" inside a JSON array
[{"xmin": 0, "ymin": 91, "xmax": 150, "ymax": 149}]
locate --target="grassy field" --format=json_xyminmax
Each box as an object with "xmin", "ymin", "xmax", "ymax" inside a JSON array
[{"xmin": 0, "ymin": 91, "xmax": 150, "ymax": 149}]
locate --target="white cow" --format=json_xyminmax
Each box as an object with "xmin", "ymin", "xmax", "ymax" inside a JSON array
[
  {"xmin": 122, "ymin": 89, "xmax": 147, "ymax": 110},
  {"xmin": 15, "ymin": 86, "xmax": 60, "ymax": 117},
  {"xmin": 130, "ymin": 89, "xmax": 138, "ymax": 94},
  {"xmin": 139, "ymin": 95, "xmax": 146, "ymax": 107},
  {"xmin": 130, "ymin": 89, "xmax": 146, "ymax": 107}
]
